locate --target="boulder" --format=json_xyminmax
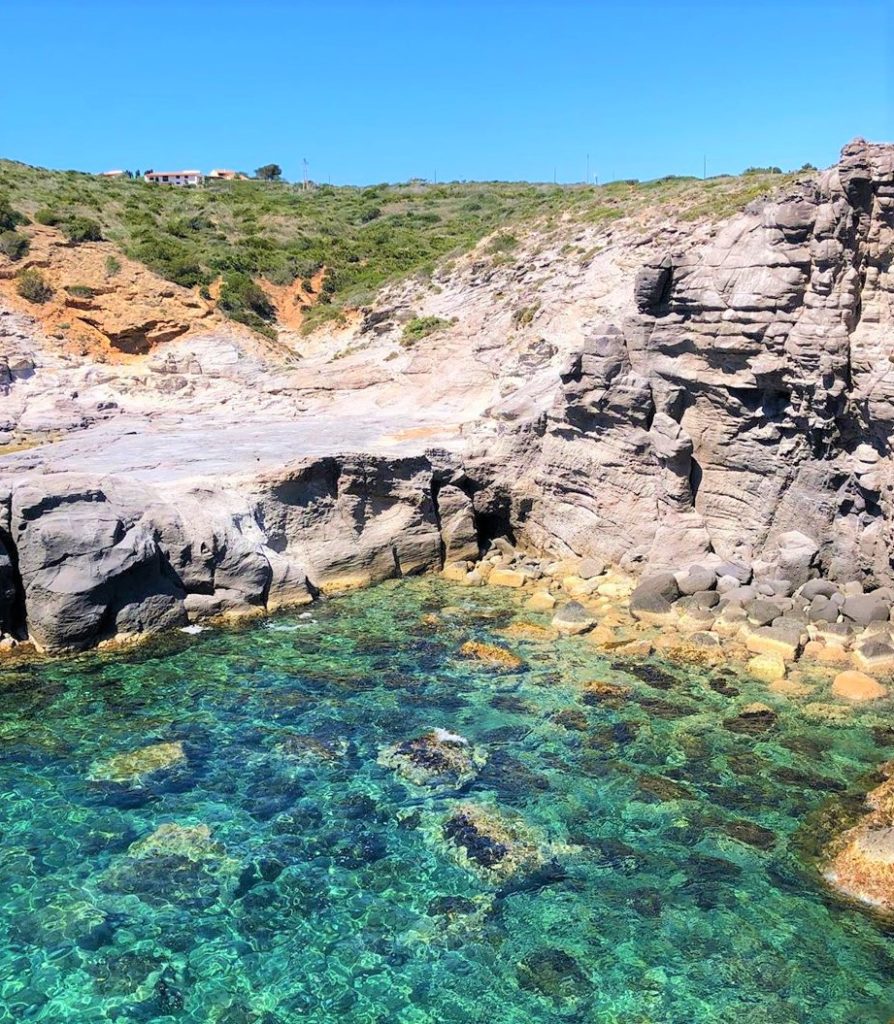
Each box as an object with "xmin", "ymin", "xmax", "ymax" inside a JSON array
[
  {"xmin": 442, "ymin": 561, "xmax": 473, "ymax": 583},
  {"xmin": 629, "ymin": 573, "xmax": 680, "ymax": 622},
  {"xmin": 800, "ymin": 579, "xmax": 839, "ymax": 601},
  {"xmin": 745, "ymin": 623, "xmax": 803, "ymax": 661},
  {"xmin": 577, "ymin": 557, "xmax": 606, "ymax": 580},
  {"xmin": 436, "ymin": 485, "xmax": 480, "ymax": 564},
  {"xmin": 825, "ymin": 826, "xmax": 894, "ymax": 913},
  {"xmin": 807, "ymin": 595, "xmax": 836, "ymax": 623},
  {"xmin": 675, "ymin": 565, "xmax": 717, "ymax": 596},
  {"xmin": 745, "ymin": 598, "xmax": 784, "ymax": 627},
  {"xmin": 551, "ymin": 601, "xmax": 596, "ymax": 636},
  {"xmin": 842, "ymin": 592, "xmax": 891, "ymax": 626},
  {"xmin": 459, "ymin": 640, "xmax": 524, "ymax": 669},
  {"xmin": 88, "ymin": 741, "xmax": 186, "ymax": 783},
  {"xmin": 488, "ymin": 568, "xmax": 527, "ymax": 588},
  {"xmin": 832, "ymin": 671, "xmax": 888, "ymax": 702},
  {"xmin": 747, "ymin": 654, "xmax": 786, "ymax": 683},
  {"xmin": 525, "ymin": 590, "xmax": 556, "ymax": 612},
  {"xmin": 852, "ymin": 640, "xmax": 894, "ymax": 675}
]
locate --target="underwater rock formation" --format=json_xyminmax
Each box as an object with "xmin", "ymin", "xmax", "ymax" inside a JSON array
[
  {"xmin": 378, "ymin": 729, "xmax": 486, "ymax": 791},
  {"xmin": 824, "ymin": 775, "xmax": 894, "ymax": 912}
]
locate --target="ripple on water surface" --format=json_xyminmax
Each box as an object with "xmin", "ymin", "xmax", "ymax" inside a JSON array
[{"xmin": 0, "ymin": 578, "xmax": 892, "ymax": 1023}]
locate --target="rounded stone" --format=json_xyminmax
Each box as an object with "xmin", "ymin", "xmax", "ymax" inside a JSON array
[{"xmin": 832, "ymin": 670, "xmax": 888, "ymax": 702}]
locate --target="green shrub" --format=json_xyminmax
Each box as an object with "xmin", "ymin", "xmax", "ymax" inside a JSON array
[
  {"xmin": 0, "ymin": 230, "xmax": 29, "ymax": 261},
  {"xmin": 104, "ymin": 254, "xmax": 121, "ymax": 276},
  {"xmin": 218, "ymin": 271, "xmax": 276, "ymax": 333},
  {"xmin": 743, "ymin": 166, "xmax": 782, "ymax": 175},
  {"xmin": 0, "ymin": 194, "xmax": 27, "ymax": 231},
  {"xmin": 133, "ymin": 236, "xmax": 205, "ymax": 287},
  {"xmin": 62, "ymin": 217, "xmax": 103, "ymax": 243},
  {"xmin": 401, "ymin": 315, "xmax": 451, "ymax": 346},
  {"xmin": 16, "ymin": 268, "xmax": 53, "ymax": 303},
  {"xmin": 34, "ymin": 207, "xmax": 61, "ymax": 226},
  {"xmin": 65, "ymin": 284, "xmax": 97, "ymax": 298},
  {"xmin": 486, "ymin": 231, "xmax": 518, "ymax": 254}
]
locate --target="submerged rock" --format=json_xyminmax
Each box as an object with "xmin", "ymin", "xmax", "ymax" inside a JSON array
[
  {"xmin": 437, "ymin": 802, "xmax": 554, "ymax": 883},
  {"xmin": 276, "ymin": 733, "xmax": 349, "ymax": 763},
  {"xmin": 580, "ymin": 679, "xmax": 632, "ymax": 706},
  {"xmin": 723, "ymin": 702, "xmax": 778, "ymax": 735},
  {"xmin": 378, "ymin": 729, "xmax": 486, "ymax": 790},
  {"xmin": 459, "ymin": 640, "xmax": 524, "ymax": 669},
  {"xmin": 101, "ymin": 822, "xmax": 239, "ymax": 908},
  {"xmin": 88, "ymin": 740, "xmax": 186, "ymax": 783},
  {"xmin": 516, "ymin": 948, "xmax": 589, "ymax": 1003}
]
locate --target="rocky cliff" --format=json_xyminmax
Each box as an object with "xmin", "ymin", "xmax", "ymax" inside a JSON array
[
  {"xmin": 480, "ymin": 139, "xmax": 894, "ymax": 589},
  {"xmin": 2, "ymin": 139, "xmax": 894, "ymax": 653}
]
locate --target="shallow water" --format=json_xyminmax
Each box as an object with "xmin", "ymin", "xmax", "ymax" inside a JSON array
[{"xmin": 0, "ymin": 578, "xmax": 892, "ymax": 1023}]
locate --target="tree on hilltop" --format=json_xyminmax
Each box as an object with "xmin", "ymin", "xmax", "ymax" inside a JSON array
[{"xmin": 255, "ymin": 164, "xmax": 282, "ymax": 181}]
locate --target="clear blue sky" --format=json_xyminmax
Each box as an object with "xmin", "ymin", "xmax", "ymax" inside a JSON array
[{"xmin": 3, "ymin": 0, "xmax": 892, "ymax": 184}]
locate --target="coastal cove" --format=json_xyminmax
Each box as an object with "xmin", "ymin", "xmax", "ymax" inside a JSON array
[{"xmin": 1, "ymin": 577, "xmax": 892, "ymax": 1024}]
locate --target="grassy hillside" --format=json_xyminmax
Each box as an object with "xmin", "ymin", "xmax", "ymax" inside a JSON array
[{"xmin": 0, "ymin": 160, "xmax": 803, "ymax": 335}]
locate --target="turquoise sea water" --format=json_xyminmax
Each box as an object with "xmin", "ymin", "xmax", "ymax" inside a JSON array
[{"xmin": 0, "ymin": 578, "xmax": 892, "ymax": 1023}]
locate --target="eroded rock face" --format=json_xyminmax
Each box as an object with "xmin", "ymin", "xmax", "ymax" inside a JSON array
[
  {"xmin": 0, "ymin": 452, "xmax": 454, "ymax": 652},
  {"xmin": 484, "ymin": 140, "xmax": 894, "ymax": 587}
]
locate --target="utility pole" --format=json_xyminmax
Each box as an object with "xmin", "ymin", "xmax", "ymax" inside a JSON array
[{"xmin": 303, "ymin": 158, "xmax": 309, "ymax": 191}]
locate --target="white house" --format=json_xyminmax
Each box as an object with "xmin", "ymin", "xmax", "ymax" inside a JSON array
[
  {"xmin": 208, "ymin": 169, "xmax": 247, "ymax": 181},
  {"xmin": 144, "ymin": 170, "xmax": 204, "ymax": 187},
  {"xmin": 99, "ymin": 170, "xmax": 127, "ymax": 178}
]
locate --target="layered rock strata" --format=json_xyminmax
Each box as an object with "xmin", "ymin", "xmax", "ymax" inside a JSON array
[{"xmin": 481, "ymin": 140, "xmax": 894, "ymax": 588}]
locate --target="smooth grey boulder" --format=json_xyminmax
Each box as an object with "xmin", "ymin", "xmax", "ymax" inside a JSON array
[
  {"xmin": 842, "ymin": 593, "xmax": 891, "ymax": 626},
  {"xmin": 808, "ymin": 595, "xmax": 837, "ymax": 623},
  {"xmin": 800, "ymin": 579, "xmax": 839, "ymax": 601},
  {"xmin": 715, "ymin": 562, "xmax": 752, "ymax": 584},
  {"xmin": 720, "ymin": 585, "xmax": 759, "ymax": 607},
  {"xmin": 629, "ymin": 573, "xmax": 680, "ymax": 618},
  {"xmin": 9, "ymin": 485, "xmax": 187, "ymax": 652},
  {"xmin": 436, "ymin": 484, "xmax": 479, "ymax": 564},
  {"xmin": 552, "ymin": 601, "xmax": 596, "ymax": 635},
  {"xmin": 675, "ymin": 565, "xmax": 716, "ymax": 596},
  {"xmin": 746, "ymin": 599, "xmax": 784, "ymax": 627}
]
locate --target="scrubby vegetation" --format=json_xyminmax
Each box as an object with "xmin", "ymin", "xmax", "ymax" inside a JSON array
[
  {"xmin": 217, "ymin": 271, "xmax": 277, "ymax": 337},
  {"xmin": 16, "ymin": 268, "xmax": 53, "ymax": 303},
  {"xmin": 0, "ymin": 231, "xmax": 29, "ymax": 261},
  {"xmin": 0, "ymin": 159, "xmax": 804, "ymax": 334},
  {"xmin": 401, "ymin": 315, "xmax": 452, "ymax": 346},
  {"xmin": 61, "ymin": 216, "xmax": 102, "ymax": 243}
]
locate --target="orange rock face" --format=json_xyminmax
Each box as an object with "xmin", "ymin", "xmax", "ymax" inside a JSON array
[{"xmin": 0, "ymin": 225, "xmax": 219, "ymax": 358}]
